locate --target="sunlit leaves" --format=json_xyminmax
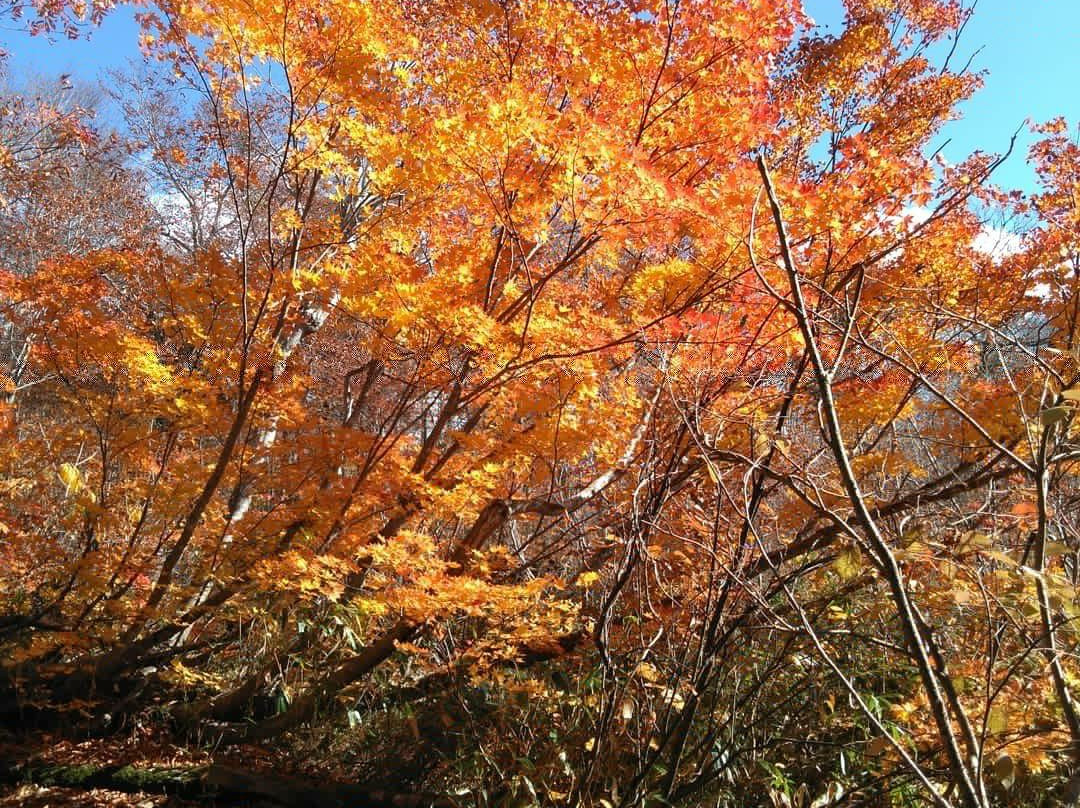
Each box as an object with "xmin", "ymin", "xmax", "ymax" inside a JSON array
[{"xmin": 0, "ymin": 0, "xmax": 1077, "ymax": 804}]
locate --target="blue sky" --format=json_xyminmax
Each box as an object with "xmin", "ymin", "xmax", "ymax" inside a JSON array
[
  {"xmin": 1, "ymin": 0, "xmax": 1076, "ymax": 192},
  {"xmin": 803, "ymin": 0, "xmax": 1080, "ymax": 191},
  {"xmin": 0, "ymin": 4, "xmax": 141, "ymax": 77}
]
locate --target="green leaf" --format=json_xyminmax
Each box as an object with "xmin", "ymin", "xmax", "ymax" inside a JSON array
[
  {"xmin": 1042, "ymin": 406, "xmax": 1070, "ymax": 426},
  {"xmin": 988, "ymin": 705, "xmax": 1009, "ymax": 735}
]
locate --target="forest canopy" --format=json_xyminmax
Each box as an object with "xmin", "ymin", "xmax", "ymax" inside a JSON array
[{"xmin": 1, "ymin": 1, "xmax": 1079, "ymax": 807}]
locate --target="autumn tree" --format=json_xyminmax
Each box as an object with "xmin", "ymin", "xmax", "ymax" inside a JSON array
[{"xmin": 1, "ymin": 1, "xmax": 1079, "ymax": 807}]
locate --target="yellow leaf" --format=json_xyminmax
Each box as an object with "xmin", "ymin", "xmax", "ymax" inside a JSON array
[
  {"xmin": 704, "ymin": 458, "xmax": 720, "ymax": 485},
  {"xmin": 58, "ymin": 462, "xmax": 83, "ymax": 494},
  {"xmin": 950, "ymin": 588, "xmax": 975, "ymax": 605},
  {"xmin": 988, "ymin": 705, "xmax": 1009, "ymax": 735},
  {"xmin": 634, "ymin": 662, "xmax": 660, "ymax": 682},
  {"xmin": 1045, "ymin": 541, "xmax": 1071, "ymax": 558},
  {"xmin": 834, "ymin": 545, "xmax": 861, "ymax": 580},
  {"xmin": 576, "ymin": 571, "xmax": 601, "ymax": 588}
]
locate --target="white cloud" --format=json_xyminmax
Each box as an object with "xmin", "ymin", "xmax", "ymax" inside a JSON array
[{"xmin": 972, "ymin": 225, "xmax": 1023, "ymax": 259}]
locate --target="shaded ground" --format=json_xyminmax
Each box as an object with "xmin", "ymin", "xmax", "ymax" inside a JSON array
[
  {"xmin": 1, "ymin": 784, "xmax": 201, "ymax": 807},
  {"xmin": 0, "ymin": 733, "xmax": 278, "ymax": 807},
  {"xmin": 0, "ymin": 729, "xmax": 459, "ymax": 808}
]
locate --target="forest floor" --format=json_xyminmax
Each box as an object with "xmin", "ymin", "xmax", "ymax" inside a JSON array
[
  {"xmin": 0, "ymin": 729, "xmax": 284, "ymax": 807},
  {"xmin": 0, "ymin": 725, "xmax": 457, "ymax": 808},
  {"xmin": 1, "ymin": 784, "xmax": 200, "ymax": 807}
]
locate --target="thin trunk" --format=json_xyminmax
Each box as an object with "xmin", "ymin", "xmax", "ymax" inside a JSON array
[{"xmin": 757, "ymin": 155, "xmax": 985, "ymax": 808}]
